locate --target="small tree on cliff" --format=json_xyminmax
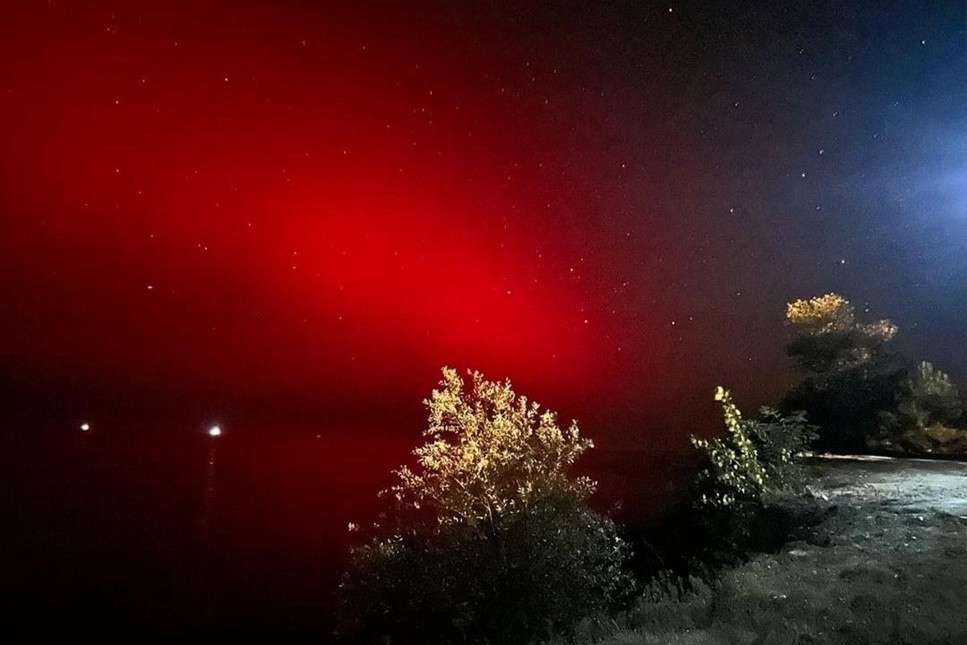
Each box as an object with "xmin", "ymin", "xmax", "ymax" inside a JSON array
[
  {"xmin": 782, "ymin": 293, "xmax": 907, "ymax": 453},
  {"xmin": 693, "ymin": 387, "xmax": 816, "ymax": 508},
  {"xmin": 391, "ymin": 367, "xmax": 596, "ymax": 520},
  {"xmin": 676, "ymin": 387, "xmax": 816, "ymax": 572},
  {"xmin": 339, "ymin": 368, "xmax": 632, "ymax": 644}
]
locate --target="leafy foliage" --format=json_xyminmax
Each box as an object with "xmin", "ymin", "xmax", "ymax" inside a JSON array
[
  {"xmin": 692, "ymin": 387, "xmax": 768, "ymax": 508},
  {"xmin": 782, "ymin": 293, "xmax": 906, "ymax": 453},
  {"xmin": 874, "ymin": 361, "xmax": 967, "ymax": 455},
  {"xmin": 692, "ymin": 387, "xmax": 816, "ymax": 508},
  {"xmin": 390, "ymin": 367, "xmax": 596, "ymax": 521},
  {"xmin": 897, "ymin": 361, "xmax": 963, "ymax": 428},
  {"xmin": 338, "ymin": 368, "xmax": 633, "ymax": 644},
  {"xmin": 746, "ymin": 408, "xmax": 818, "ymax": 492}
]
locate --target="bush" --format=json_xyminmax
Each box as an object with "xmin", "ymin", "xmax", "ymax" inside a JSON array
[
  {"xmin": 691, "ymin": 387, "xmax": 768, "ymax": 508},
  {"xmin": 692, "ymin": 387, "xmax": 816, "ymax": 509},
  {"xmin": 338, "ymin": 368, "xmax": 633, "ymax": 644},
  {"xmin": 896, "ymin": 361, "xmax": 962, "ymax": 427},
  {"xmin": 874, "ymin": 361, "xmax": 967, "ymax": 456},
  {"xmin": 664, "ymin": 387, "xmax": 820, "ymax": 579},
  {"xmin": 746, "ymin": 407, "xmax": 818, "ymax": 493}
]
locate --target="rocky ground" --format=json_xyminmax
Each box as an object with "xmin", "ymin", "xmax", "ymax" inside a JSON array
[{"xmin": 565, "ymin": 455, "xmax": 967, "ymax": 645}]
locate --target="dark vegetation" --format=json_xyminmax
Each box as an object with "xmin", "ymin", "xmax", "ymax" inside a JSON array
[
  {"xmin": 338, "ymin": 372, "xmax": 820, "ymax": 644},
  {"xmin": 337, "ymin": 369, "xmax": 633, "ymax": 644},
  {"xmin": 639, "ymin": 387, "xmax": 822, "ymax": 584},
  {"xmin": 782, "ymin": 294, "xmax": 967, "ymax": 456},
  {"xmin": 340, "ymin": 294, "xmax": 966, "ymax": 643}
]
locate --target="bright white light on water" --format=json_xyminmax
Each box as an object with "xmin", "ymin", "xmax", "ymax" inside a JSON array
[
  {"xmin": 208, "ymin": 425, "xmax": 222, "ymax": 437},
  {"xmin": 80, "ymin": 422, "xmax": 90, "ymax": 432}
]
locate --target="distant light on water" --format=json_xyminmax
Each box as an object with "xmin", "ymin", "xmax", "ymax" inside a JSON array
[{"xmin": 208, "ymin": 425, "xmax": 222, "ymax": 437}]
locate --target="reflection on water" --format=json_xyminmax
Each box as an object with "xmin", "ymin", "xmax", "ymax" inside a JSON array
[{"xmin": 0, "ymin": 420, "xmax": 693, "ymax": 635}]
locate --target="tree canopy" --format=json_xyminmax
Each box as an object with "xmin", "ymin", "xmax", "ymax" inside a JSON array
[{"xmin": 783, "ymin": 293, "xmax": 906, "ymax": 453}]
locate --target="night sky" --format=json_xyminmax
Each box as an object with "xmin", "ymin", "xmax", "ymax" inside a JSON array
[{"xmin": 1, "ymin": 1, "xmax": 964, "ymax": 445}]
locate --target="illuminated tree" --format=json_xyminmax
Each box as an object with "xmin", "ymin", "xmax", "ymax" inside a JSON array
[
  {"xmin": 782, "ymin": 293, "xmax": 906, "ymax": 453},
  {"xmin": 339, "ymin": 368, "xmax": 632, "ymax": 644},
  {"xmin": 389, "ymin": 367, "xmax": 596, "ymax": 524},
  {"xmin": 784, "ymin": 293, "xmax": 898, "ymax": 374},
  {"xmin": 785, "ymin": 292, "xmax": 858, "ymax": 334}
]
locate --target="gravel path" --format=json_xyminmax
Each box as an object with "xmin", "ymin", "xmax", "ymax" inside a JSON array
[{"xmin": 805, "ymin": 454, "xmax": 967, "ymax": 516}]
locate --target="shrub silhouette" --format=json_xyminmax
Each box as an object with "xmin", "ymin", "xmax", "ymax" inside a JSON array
[
  {"xmin": 746, "ymin": 407, "xmax": 818, "ymax": 493},
  {"xmin": 338, "ymin": 367, "xmax": 632, "ymax": 644}
]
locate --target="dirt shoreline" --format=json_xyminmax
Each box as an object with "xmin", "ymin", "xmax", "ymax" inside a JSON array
[
  {"xmin": 568, "ymin": 455, "xmax": 967, "ymax": 644},
  {"xmin": 804, "ymin": 453, "xmax": 967, "ymax": 516}
]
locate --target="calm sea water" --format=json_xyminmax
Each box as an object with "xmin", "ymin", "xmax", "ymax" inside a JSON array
[{"xmin": 0, "ymin": 420, "xmax": 693, "ymax": 636}]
